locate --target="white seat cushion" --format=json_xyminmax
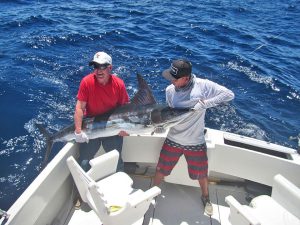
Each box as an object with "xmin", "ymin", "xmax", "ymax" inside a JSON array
[
  {"xmin": 96, "ymin": 172, "xmax": 134, "ymax": 207},
  {"xmin": 250, "ymin": 195, "xmax": 300, "ymax": 225}
]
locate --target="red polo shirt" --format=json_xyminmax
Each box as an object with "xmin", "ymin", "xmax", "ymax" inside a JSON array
[{"xmin": 77, "ymin": 73, "xmax": 129, "ymax": 116}]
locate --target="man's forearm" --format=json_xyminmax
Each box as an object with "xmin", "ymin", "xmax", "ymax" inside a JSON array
[{"xmin": 74, "ymin": 110, "xmax": 84, "ymax": 134}]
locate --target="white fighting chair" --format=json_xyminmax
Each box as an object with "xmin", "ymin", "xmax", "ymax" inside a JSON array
[
  {"xmin": 66, "ymin": 150, "xmax": 161, "ymax": 225},
  {"xmin": 225, "ymin": 174, "xmax": 300, "ymax": 225}
]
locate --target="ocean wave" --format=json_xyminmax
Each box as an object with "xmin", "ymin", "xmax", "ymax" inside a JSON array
[
  {"xmin": 226, "ymin": 61, "xmax": 278, "ymax": 90},
  {"xmin": 2, "ymin": 15, "xmax": 56, "ymax": 30}
]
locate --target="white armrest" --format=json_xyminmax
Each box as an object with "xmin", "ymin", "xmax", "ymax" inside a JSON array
[
  {"xmin": 87, "ymin": 150, "xmax": 119, "ymax": 181},
  {"xmin": 272, "ymin": 174, "xmax": 300, "ymax": 219},
  {"xmin": 128, "ymin": 186, "xmax": 161, "ymax": 208},
  {"xmin": 225, "ymin": 195, "xmax": 261, "ymax": 225}
]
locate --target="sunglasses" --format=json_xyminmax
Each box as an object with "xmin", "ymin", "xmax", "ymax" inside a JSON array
[{"xmin": 93, "ymin": 63, "xmax": 110, "ymax": 70}]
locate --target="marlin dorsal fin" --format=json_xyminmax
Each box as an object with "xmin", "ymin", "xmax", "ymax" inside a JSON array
[{"xmin": 131, "ymin": 73, "xmax": 156, "ymax": 105}]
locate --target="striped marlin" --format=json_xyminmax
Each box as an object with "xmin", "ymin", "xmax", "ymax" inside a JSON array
[{"xmin": 36, "ymin": 74, "xmax": 193, "ymax": 167}]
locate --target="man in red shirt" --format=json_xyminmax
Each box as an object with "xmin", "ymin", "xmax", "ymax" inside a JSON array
[{"xmin": 74, "ymin": 51, "xmax": 129, "ymax": 171}]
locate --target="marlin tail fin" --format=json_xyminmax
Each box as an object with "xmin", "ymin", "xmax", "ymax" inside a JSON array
[{"xmin": 35, "ymin": 123, "xmax": 54, "ymax": 169}]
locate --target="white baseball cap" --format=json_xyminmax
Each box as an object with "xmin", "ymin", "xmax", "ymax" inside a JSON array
[{"xmin": 89, "ymin": 52, "xmax": 112, "ymax": 66}]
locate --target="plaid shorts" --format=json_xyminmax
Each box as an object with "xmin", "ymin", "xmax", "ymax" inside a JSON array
[{"xmin": 156, "ymin": 138, "xmax": 208, "ymax": 180}]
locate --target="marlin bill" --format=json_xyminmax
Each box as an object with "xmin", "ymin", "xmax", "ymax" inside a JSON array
[{"xmin": 36, "ymin": 74, "xmax": 193, "ymax": 165}]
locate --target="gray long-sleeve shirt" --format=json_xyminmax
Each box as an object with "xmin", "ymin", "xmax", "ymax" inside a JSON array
[{"xmin": 166, "ymin": 75, "xmax": 234, "ymax": 145}]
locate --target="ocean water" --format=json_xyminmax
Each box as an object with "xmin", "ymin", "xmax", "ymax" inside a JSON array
[{"xmin": 0, "ymin": 0, "xmax": 299, "ymax": 210}]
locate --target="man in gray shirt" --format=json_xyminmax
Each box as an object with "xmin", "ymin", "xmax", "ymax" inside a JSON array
[{"xmin": 153, "ymin": 59, "xmax": 234, "ymax": 216}]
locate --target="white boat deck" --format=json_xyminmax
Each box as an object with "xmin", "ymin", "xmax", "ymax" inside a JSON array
[
  {"xmin": 2, "ymin": 130, "xmax": 299, "ymax": 225},
  {"xmin": 65, "ymin": 168, "xmax": 260, "ymax": 225}
]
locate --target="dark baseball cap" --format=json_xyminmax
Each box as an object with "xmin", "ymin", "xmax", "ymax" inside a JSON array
[{"xmin": 162, "ymin": 59, "xmax": 192, "ymax": 81}]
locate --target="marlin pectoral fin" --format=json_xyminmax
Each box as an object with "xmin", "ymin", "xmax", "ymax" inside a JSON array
[{"xmin": 153, "ymin": 126, "xmax": 166, "ymax": 134}]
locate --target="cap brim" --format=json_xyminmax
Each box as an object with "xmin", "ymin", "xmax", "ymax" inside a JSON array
[
  {"xmin": 89, "ymin": 61, "xmax": 95, "ymax": 66},
  {"xmin": 89, "ymin": 61, "xmax": 111, "ymax": 66},
  {"xmin": 162, "ymin": 69, "xmax": 176, "ymax": 81}
]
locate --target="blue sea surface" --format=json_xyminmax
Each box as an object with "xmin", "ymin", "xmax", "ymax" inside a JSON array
[{"xmin": 0, "ymin": 0, "xmax": 299, "ymax": 210}]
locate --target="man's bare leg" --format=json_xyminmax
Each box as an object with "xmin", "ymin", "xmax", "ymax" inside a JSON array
[
  {"xmin": 153, "ymin": 171, "xmax": 165, "ymax": 186},
  {"xmin": 199, "ymin": 177, "xmax": 213, "ymax": 215}
]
